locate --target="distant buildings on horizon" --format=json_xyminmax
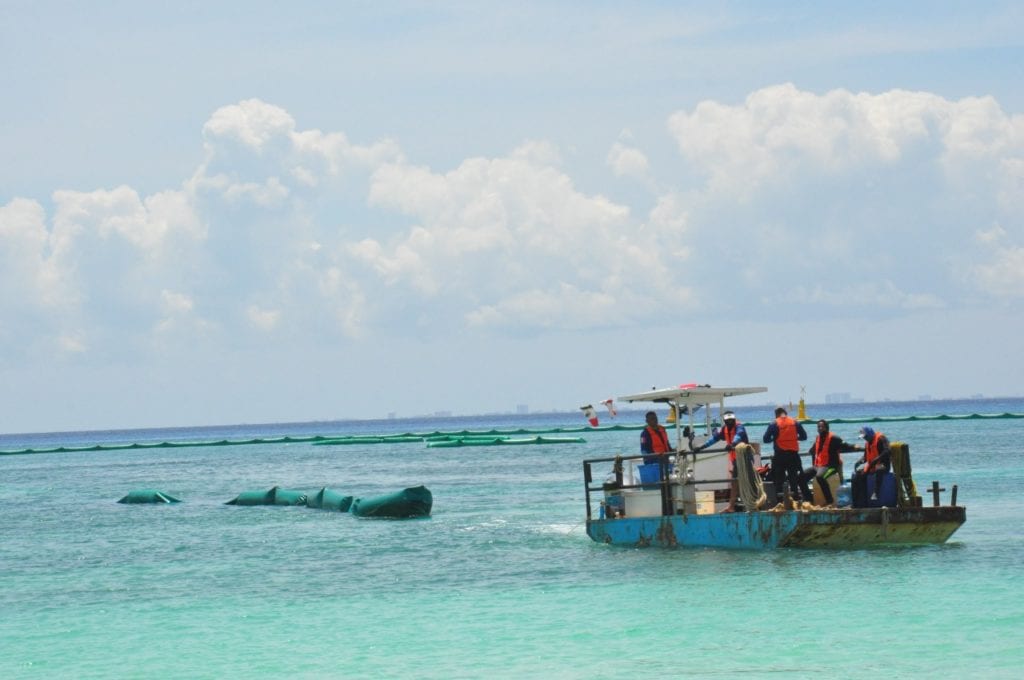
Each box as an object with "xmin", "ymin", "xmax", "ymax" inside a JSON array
[{"xmin": 385, "ymin": 393, "xmax": 1017, "ymax": 420}]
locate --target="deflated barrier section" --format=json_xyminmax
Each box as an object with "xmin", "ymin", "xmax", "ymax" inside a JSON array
[
  {"xmin": 306, "ymin": 487, "xmax": 354, "ymax": 511},
  {"xmin": 118, "ymin": 489, "xmax": 182, "ymax": 504},
  {"xmin": 122, "ymin": 485, "xmax": 431, "ymax": 518},
  {"xmin": 225, "ymin": 486, "xmax": 306, "ymax": 506},
  {"xmin": 350, "ymin": 485, "xmax": 433, "ymax": 518}
]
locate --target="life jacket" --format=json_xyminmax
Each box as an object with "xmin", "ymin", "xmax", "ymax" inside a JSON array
[
  {"xmin": 722, "ymin": 422, "xmax": 738, "ymax": 462},
  {"xmin": 774, "ymin": 416, "xmax": 799, "ymax": 452},
  {"xmin": 813, "ymin": 433, "xmax": 833, "ymax": 467},
  {"xmin": 865, "ymin": 432, "xmax": 886, "ymax": 472},
  {"xmin": 645, "ymin": 425, "xmax": 670, "ymax": 454}
]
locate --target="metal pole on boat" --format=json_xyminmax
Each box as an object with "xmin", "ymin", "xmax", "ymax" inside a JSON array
[
  {"xmin": 950, "ymin": 484, "xmax": 958, "ymax": 507},
  {"xmin": 930, "ymin": 480, "xmax": 946, "ymax": 507},
  {"xmin": 584, "ymin": 462, "xmax": 593, "ymax": 520}
]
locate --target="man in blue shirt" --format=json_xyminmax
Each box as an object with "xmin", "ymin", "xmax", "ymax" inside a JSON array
[{"xmin": 693, "ymin": 411, "xmax": 748, "ymax": 512}]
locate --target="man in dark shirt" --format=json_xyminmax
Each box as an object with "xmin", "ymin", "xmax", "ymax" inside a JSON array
[
  {"xmin": 799, "ymin": 420, "xmax": 858, "ymax": 505},
  {"xmin": 762, "ymin": 407, "xmax": 808, "ymax": 502}
]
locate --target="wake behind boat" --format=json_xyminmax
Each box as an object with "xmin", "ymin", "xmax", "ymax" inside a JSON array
[{"xmin": 583, "ymin": 385, "xmax": 965, "ymax": 548}]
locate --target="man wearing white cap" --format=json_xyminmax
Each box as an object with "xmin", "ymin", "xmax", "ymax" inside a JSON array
[{"xmin": 693, "ymin": 411, "xmax": 749, "ymax": 512}]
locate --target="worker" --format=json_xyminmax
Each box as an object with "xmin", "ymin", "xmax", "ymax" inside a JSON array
[
  {"xmin": 693, "ymin": 411, "xmax": 749, "ymax": 512},
  {"xmin": 799, "ymin": 419, "xmax": 858, "ymax": 506},
  {"xmin": 640, "ymin": 410, "xmax": 671, "ymax": 464},
  {"xmin": 851, "ymin": 426, "xmax": 892, "ymax": 506},
  {"xmin": 762, "ymin": 407, "xmax": 808, "ymax": 504}
]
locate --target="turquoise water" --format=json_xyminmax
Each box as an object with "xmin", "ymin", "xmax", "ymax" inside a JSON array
[{"xmin": 2, "ymin": 400, "xmax": 1022, "ymax": 678}]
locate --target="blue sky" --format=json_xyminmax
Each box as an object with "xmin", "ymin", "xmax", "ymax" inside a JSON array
[{"xmin": 2, "ymin": 1, "xmax": 1023, "ymax": 431}]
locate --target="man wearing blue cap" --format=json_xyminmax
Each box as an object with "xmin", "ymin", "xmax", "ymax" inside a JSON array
[{"xmin": 851, "ymin": 426, "xmax": 891, "ymax": 507}]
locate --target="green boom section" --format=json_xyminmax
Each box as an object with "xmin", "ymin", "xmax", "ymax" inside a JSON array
[
  {"xmin": 306, "ymin": 488, "xmax": 354, "ymax": 511},
  {"xmin": 350, "ymin": 485, "xmax": 433, "ymax": 518},
  {"xmin": 4, "ymin": 412, "xmax": 1023, "ymax": 456},
  {"xmin": 117, "ymin": 489, "xmax": 182, "ymax": 504},
  {"xmin": 225, "ymin": 486, "xmax": 307, "ymax": 506}
]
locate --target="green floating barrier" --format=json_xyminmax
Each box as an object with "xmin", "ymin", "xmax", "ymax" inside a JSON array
[
  {"xmin": 273, "ymin": 488, "xmax": 307, "ymax": 506},
  {"xmin": 6, "ymin": 412, "xmax": 1024, "ymax": 457},
  {"xmin": 313, "ymin": 435, "xmax": 425, "ymax": 446},
  {"xmin": 118, "ymin": 489, "xmax": 182, "ymax": 504},
  {"xmin": 351, "ymin": 485, "xmax": 433, "ymax": 518},
  {"xmin": 426, "ymin": 435, "xmax": 585, "ymax": 448},
  {"xmin": 225, "ymin": 486, "xmax": 307, "ymax": 506},
  {"xmin": 226, "ymin": 488, "xmax": 275, "ymax": 506},
  {"xmin": 306, "ymin": 487, "xmax": 354, "ymax": 512}
]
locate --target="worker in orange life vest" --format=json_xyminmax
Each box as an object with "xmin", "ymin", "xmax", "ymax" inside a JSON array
[
  {"xmin": 693, "ymin": 411, "xmax": 749, "ymax": 512},
  {"xmin": 851, "ymin": 426, "xmax": 892, "ymax": 506},
  {"xmin": 640, "ymin": 410, "xmax": 671, "ymax": 465},
  {"xmin": 798, "ymin": 420, "xmax": 858, "ymax": 506},
  {"xmin": 762, "ymin": 407, "xmax": 808, "ymax": 503}
]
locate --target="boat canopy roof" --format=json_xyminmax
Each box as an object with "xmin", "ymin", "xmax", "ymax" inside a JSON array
[{"xmin": 619, "ymin": 385, "xmax": 767, "ymax": 409}]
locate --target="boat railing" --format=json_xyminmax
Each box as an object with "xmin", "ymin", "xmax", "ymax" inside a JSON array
[
  {"xmin": 583, "ymin": 452, "xmax": 734, "ymax": 520},
  {"xmin": 583, "ymin": 449, "xmax": 958, "ymax": 519}
]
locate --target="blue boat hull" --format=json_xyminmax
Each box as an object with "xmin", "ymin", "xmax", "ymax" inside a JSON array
[{"xmin": 587, "ymin": 506, "xmax": 965, "ymax": 549}]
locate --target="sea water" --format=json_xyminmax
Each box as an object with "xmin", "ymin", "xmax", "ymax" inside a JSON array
[{"xmin": 2, "ymin": 399, "xmax": 1022, "ymax": 679}]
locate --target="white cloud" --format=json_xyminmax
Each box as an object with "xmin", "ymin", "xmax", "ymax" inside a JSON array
[
  {"xmin": 667, "ymin": 84, "xmax": 1024, "ymax": 196},
  {"xmin": 663, "ymin": 84, "xmax": 1023, "ymax": 319},
  {"xmin": 247, "ymin": 304, "xmax": 281, "ymax": 331},
  {"xmin": 3, "ymin": 87, "xmax": 1022, "ymax": 369},
  {"xmin": 971, "ymin": 226, "xmax": 1024, "ymax": 297},
  {"xmin": 192, "ymin": 98, "xmax": 402, "ymax": 207},
  {"xmin": 0, "ymin": 198, "xmax": 60, "ymax": 309},
  {"xmin": 607, "ymin": 142, "xmax": 650, "ymax": 179},
  {"xmin": 57, "ymin": 333, "xmax": 87, "ymax": 354},
  {"xmin": 786, "ymin": 281, "xmax": 945, "ymax": 310},
  {"xmin": 357, "ymin": 142, "xmax": 692, "ymax": 329},
  {"xmin": 161, "ymin": 290, "xmax": 194, "ymax": 314},
  {"xmin": 203, "ymin": 98, "xmax": 295, "ymax": 151}
]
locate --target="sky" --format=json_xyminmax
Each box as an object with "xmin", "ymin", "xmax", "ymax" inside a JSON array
[{"xmin": 2, "ymin": 1, "xmax": 1023, "ymax": 432}]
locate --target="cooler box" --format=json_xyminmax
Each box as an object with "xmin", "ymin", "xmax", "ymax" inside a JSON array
[
  {"xmin": 622, "ymin": 489, "xmax": 663, "ymax": 517},
  {"xmin": 812, "ymin": 475, "xmax": 841, "ymax": 506},
  {"xmin": 865, "ymin": 472, "xmax": 897, "ymax": 508}
]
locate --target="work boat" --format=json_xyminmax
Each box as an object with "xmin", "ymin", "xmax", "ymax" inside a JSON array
[{"xmin": 583, "ymin": 385, "xmax": 966, "ymax": 549}]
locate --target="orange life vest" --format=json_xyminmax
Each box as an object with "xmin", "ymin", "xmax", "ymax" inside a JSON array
[
  {"xmin": 865, "ymin": 432, "xmax": 885, "ymax": 471},
  {"xmin": 813, "ymin": 433, "xmax": 833, "ymax": 467},
  {"xmin": 722, "ymin": 423, "xmax": 738, "ymax": 463},
  {"xmin": 774, "ymin": 416, "xmax": 799, "ymax": 452},
  {"xmin": 645, "ymin": 425, "xmax": 670, "ymax": 454}
]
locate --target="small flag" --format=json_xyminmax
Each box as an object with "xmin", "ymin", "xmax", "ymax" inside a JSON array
[
  {"xmin": 580, "ymin": 404, "xmax": 599, "ymax": 427},
  {"xmin": 601, "ymin": 399, "xmax": 617, "ymax": 418}
]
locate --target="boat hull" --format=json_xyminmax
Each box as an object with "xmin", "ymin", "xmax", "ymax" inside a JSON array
[{"xmin": 586, "ymin": 506, "xmax": 965, "ymax": 549}]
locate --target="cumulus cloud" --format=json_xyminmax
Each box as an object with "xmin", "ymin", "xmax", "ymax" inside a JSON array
[
  {"xmin": 971, "ymin": 226, "xmax": 1024, "ymax": 297},
  {"xmin": 356, "ymin": 141, "xmax": 690, "ymax": 328},
  {"xmin": 665, "ymin": 84, "xmax": 1023, "ymax": 318},
  {"xmin": 607, "ymin": 141, "xmax": 650, "ymax": 179},
  {"xmin": 667, "ymin": 83, "xmax": 1024, "ymax": 195},
  {"xmin": 2, "ymin": 87, "xmax": 1021, "ymax": 364}
]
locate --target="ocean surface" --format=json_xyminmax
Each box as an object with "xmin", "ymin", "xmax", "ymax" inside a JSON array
[{"xmin": 2, "ymin": 398, "xmax": 1022, "ymax": 679}]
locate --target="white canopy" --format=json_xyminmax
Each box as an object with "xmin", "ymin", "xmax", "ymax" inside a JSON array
[
  {"xmin": 619, "ymin": 385, "xmax": 767, "ymax": 408},
  {"xmin": 620, "ymin": 385, "xmax": 768, "ymax": 446}
]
